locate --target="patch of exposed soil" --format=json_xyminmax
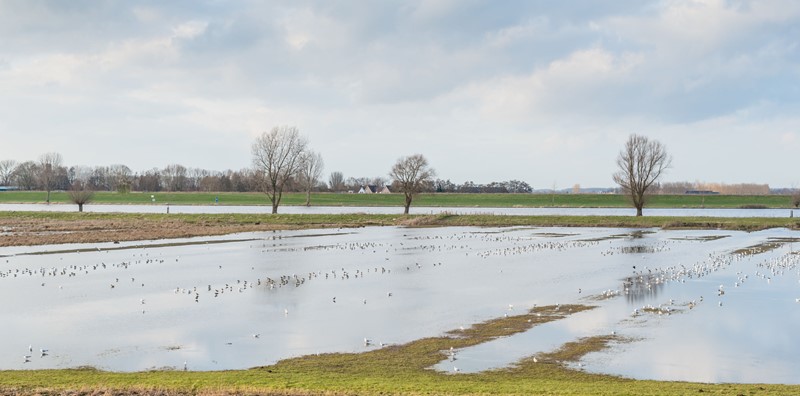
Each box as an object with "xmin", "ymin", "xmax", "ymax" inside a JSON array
[{"xmin": 0, "ymin": 218, "xmax": 293, "ymax": 248}]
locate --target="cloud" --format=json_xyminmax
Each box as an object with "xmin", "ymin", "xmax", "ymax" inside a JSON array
[
  {"xmin": 462, "ymin": 47, "xmax": 645, "ymax": 121},
  {"xmin": 0, "ymin": 1, "xmax": 798, "ymax": 186}
]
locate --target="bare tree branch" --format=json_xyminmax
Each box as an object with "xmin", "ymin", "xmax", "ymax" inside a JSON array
[
  {"xmin": 299, "ymin": 151, "xmax": 324, "ymax": 206},
  {"xmin": 68, "ymin": 180, "xmax": 94, "ymax": 212},
  {"xmin": 389, "ymin": 154, "xmax": 436, "ymax": 214},
  {"xmin": 0, "ymin": 159, "xmax": 16, "ymax": 186},
  {"xmin": 39, "ymin": 152, "xmax": 63, "ymax": 203},
  {"xmin": 328, "ymin": 171, "xmax": 345, "ymax": 192},
  {"xmin": 252, "ymin": 126, "xmax": 308, "ymax": 214},
  {"xmin": 612, "ymin": 134, "xmax": 672, "ymax": 216}
]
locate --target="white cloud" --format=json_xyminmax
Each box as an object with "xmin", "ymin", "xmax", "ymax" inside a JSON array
[
  {"xmin": 0, "ymin": 1, "xmax": 798, "ymax": 186},
  {"xmin": 172, "ymin": 20, "xmax": 208, "ymax": 39},
  {"xmin": 459, "ymin": 47, "xmax": 644, "ymax": 121}
]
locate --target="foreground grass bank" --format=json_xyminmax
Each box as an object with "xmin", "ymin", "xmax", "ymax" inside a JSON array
[
  {"xmin": 0, "ymin": 211, "xmax": 799, "ymax": 248},
  {"xmin": 1, "ymin": 190, "xmax": 797, "ymax": 209},
  {"xmin": 1, "ymin": 304, "xmax": 797, "ymax": 395},
  {"xmin": 1, "ymin": 211, "xmax": 799, "ymax": 231}
]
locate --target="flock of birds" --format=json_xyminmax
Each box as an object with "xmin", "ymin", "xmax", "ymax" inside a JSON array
[
  {"xmin": 22, "ymin": 344, "xmax": 48, "ymax": 364},
  {"xmin": 2, "ymin": 229, "xmax": 800, "ymax": 372}
]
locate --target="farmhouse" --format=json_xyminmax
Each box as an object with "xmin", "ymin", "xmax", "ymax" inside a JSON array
[{"xmin": 358, "ymin": 185, "xmax": 391, "ymax": 194}]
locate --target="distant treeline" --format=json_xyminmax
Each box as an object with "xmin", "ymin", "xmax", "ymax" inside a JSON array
[
  {"xmin": 0, "ymin": 157, "xmax": 794, "ymax": 196},
  {"xmin": 655, "ymin": 181, "xmax": 771, "ymax": 195},
  {"xmin": 0, "ymin": 158, "xmax": 534, "ymax": 194}
]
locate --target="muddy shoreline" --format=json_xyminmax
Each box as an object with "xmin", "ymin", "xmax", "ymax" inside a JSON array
[
  {"xmin": 2, "ymin": 212, "xmax": 798, "ymax": 248},
  {"xmin": 0, "ymin": 217, "xmax": 294, "ymax": 247}
]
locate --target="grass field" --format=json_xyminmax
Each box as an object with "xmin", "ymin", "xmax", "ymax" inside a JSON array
[
  {"xmin": 0, "ymin": 190, "xmax": 796, "ymax": 209},
  {"xmin": 1, "ymin": 304, "xmax": 798, "ymax": 395}
]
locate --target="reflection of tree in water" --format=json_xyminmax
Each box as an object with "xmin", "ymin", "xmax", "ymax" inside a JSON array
[
  {"xmin": 622, "ymin": 273, "xmax": 666, "ymax": 303},
  {"xmin": 608, "ymin": 243, "xmax": 670, "ymax": 255},
  {"xmin": 619, "ymin": 245, "xmax": 657, "ymax": 254}
]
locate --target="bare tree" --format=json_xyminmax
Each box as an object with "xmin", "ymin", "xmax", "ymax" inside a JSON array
[
  {"xmin": 328, "ymin": 171, "xmax": 345, "ymax": 192},
  {"xmin": 792, "ymin": 188, "xmax": 800, "ymax": 209},
  {"xmin": 39, "ymin": 152, "xmax": 64, "ymax": 203},
  {"xmin": 68, "ymin": 180, "xmax": 94, "ymax": 212},
  {"xmin": 0, "ymin": 160, "xmax": 16, "ymax": 186},
  {"xmin": 252, "ymin": 125, "xmax": 308, "ymax": 214},
  {"xmin": 108, "ymin": 164, "xmax": 133, "ymax": 193},
  {"xmin": 612, "ymin": 134, "xmax": 672, "ymax": 216},
  {"xmin": 136, "ymin": 168, "xmax": 162, "ymax": 192},
  {"xmin": 12, "ymin": 161, "xmax": 39, "ymax": 190},
  {"xmin": 161, "ymin": 164, "xmax": 188, "ymax": 192},
  {"xmin": 389, "ymin": 154, "xmax": 436, "ymax": 215},
  {"xmin": 299, "ymin": 151, "xmax": 324, "ymax": 206}
]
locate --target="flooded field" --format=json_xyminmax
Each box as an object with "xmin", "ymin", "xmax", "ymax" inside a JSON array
[{"xmin": 1, "ymin": 226, "xmax": 799, "ymax": 384}]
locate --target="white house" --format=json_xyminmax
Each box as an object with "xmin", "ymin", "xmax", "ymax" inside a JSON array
[{"xmin": 358, "ymin": 185, "xmax": 391, "ymax": 194}]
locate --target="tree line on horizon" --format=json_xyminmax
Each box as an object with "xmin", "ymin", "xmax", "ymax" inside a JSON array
[
  {"xmin": 0, "ymin": 158, "xmax": 533, "ymax": 195},
  {"xmin": 2, "ymin": 129, "xmax": 799, "ymax": 215},
  {"xmin": 0, "ymin": 159, "xmax": 781, "ymax": 197}
]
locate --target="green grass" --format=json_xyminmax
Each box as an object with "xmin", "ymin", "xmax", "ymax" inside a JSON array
[
  {"xmin": 1, "ymin": 211, "xmax": 798, "ymax": 232},
  {"xmin": 0, "ymin": 191, "xmax": 796, "ymax": 208},
  {"xmin": 2, "ymin": 304, "xmax": 797, "ymax": 395}
]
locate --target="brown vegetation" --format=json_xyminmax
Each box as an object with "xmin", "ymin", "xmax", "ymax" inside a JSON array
[
  {"xmin": 659, "ymin": 181, "xmax": 770, "ymax": 195},
  {"xmin": 0, "ymin": 218, "xmax": 286, "ymax": 248}
]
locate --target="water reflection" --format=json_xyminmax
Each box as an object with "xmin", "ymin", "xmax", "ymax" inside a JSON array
[
  {"xmin": 0, "ymin": 226, "xmax": 799, "ymax": 384},
  {"xmin": 623, "ymin": 274, "xmax": 668, "ymax": 303}
]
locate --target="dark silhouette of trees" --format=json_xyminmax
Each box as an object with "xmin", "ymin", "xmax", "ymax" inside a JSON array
[
  {"xmin": 613, "ymin": 134, "xmax": 672, "ymax": 216},
  {"xmin": 433, "ymin": 179, "xmax": 531, "ymax": 193},
  {"xmin": 0, "ymin": 160, "xmax": 16, "ymax": 186},
  {"xmin": 161, "ymin": 164, "xmax": 188, "ymax": 192},
  {"xmin": 12, "ymin": 161, "xmax": 39, "ymax": 190}
]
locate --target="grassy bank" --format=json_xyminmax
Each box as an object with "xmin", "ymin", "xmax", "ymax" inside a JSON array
[
  {"xmin": 1, "ymin": 211, "xmax": 798, "ymax": 232},
  {"xmin": 0, "ymin": 190, "xmax": 796, "ymax": 208},
  {"xmin": 1, "ymin": 304, "xmax": 797, "ymax": 395}
]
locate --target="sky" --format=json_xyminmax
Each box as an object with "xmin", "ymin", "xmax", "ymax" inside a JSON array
[{"xmin": 1, "ymin": 0, "xmax": 798, "ymax": 188}]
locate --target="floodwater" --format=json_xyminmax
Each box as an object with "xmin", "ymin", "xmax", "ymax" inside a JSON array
[
  {"xmin": 1, "ymin": 226, "xmax": 799, "ymax": 384},
  {"xmin": 0, "ymin": 203, "xmax": 797, "ymax": 217}
]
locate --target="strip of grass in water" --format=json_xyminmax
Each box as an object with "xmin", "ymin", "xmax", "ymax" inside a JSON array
[
  {"xmin": 1, "ymin": 304, "xmax": 798, "ymax": 395},
  {"xmin": 733, "ymin": 237, "xmax": 800, "ymax": 256}
]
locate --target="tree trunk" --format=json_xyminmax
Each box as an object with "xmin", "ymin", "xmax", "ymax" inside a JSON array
[
  {"xmin": 270, "ymin": 192, "xmax": 281, "ymax": 214},
  {"xmin": 636, "ymin": 205, "xmax": 643, "ymax": 217},
  {"xmin": 404, "ymin": 194, "xmax": 412, "ymax": 215},
  {"xmin": 306, "ymin": 190, "xmax": 311, "ymax": 207},
  {"xmin": 46, "ymin": 190, "xmax": 51, "ymax": 204},
  {"xmin": 78, "ymin": 203, "xmax": 83, "ymax": 212}
]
